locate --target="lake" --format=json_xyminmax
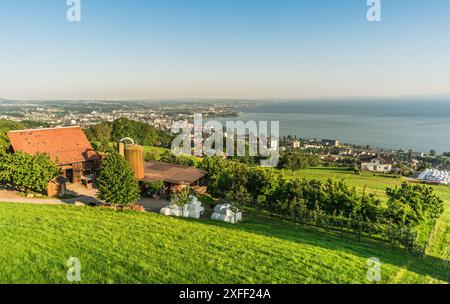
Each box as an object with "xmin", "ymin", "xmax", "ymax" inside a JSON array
[{"xmin": 217, "ymin": 99, "xmax": 450, "ymax": 153}]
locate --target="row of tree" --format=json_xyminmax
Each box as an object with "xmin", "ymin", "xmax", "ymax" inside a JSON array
[{"xmin": 197, "ymin": 156, "xmax": 444, "ymax": 250}]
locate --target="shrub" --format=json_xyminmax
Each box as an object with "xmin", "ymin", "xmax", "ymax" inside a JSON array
[
  {"xmin": 97, "ymin": 152, "xmax": 140, "ymax": 205},
  {"xmin": 143, "ymin": 180, "xmax": 164, "ymax": 197},
  {"xmin": 0, "ymin": 152, "xmax": 60, "ymax": 194}
]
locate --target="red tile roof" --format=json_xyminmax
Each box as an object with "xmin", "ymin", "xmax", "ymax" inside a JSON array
[{"xmin": 7, "ymin": 127, "xmax": 99, "ymax": 166}]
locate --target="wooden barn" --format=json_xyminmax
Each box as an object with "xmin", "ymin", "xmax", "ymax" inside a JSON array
[{"xmin": 7, "ymin": 126, "xmax": 101, "ymax": 183}]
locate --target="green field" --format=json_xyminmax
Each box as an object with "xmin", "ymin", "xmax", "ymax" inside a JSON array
[
  {"xmin": 143, "ymin": 145, "xmax": 170, "ymax": 156},
  {"xmin": 0, "ymin": 166, "xmax": 448, "ymax": 284},
  {"xmin": 0, "ymin": 202, "xmax": 448, "ymax": 283}
]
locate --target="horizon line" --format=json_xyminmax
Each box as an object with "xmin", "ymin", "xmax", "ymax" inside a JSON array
[{"xmin": 2, "ymin": 94, "xmax": 450, "ymax": 103}]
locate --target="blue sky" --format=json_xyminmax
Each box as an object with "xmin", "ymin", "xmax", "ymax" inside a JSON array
[{"xmin": 1, "ymin": 0, "xmax": 450, "ymax": 100}]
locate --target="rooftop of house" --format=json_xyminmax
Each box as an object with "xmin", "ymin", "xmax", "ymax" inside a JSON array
[
  {"xmin": 360, "ymin": 155, "xmax": 394, "ymax": 165},
  {"xmin": 7, "ymin": 126, "xmax": 99, "ymax": 166},
  {"xmin": 143, "ymin": 161, "xmax": 205, "ymax": 185}
]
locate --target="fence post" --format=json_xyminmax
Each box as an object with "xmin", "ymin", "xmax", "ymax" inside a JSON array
[{"xmin": 358, "ymin": 221, "xmax": 362, "ymax": 243}]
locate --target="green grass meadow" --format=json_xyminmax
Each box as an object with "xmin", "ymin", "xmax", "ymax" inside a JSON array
[{"xmin": 0, "ymin": 166, "xmax": 448, "ymax": 284}]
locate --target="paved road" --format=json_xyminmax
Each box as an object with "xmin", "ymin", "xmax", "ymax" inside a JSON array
[
  {"xmin": 0, "ymin": 195, "xmax": 169, "ymax": 212},
  {"xmin": 0, "ymin": 198, "xmax": 65, "ymax": 205}
]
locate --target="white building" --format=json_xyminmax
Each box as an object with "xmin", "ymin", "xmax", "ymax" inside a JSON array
[{"xmin": 361, "ymin": 156, "xmax": 393, "ymax": 173}]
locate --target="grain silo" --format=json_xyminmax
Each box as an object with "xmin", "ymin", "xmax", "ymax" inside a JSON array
[{"xmin": 124, "ymin": 144, "xmax": 145, "ymax": 179}]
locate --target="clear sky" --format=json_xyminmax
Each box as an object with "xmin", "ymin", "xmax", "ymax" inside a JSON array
[{"xmin": 1, "ymin": 0, "xmax": 450, "ymax": 100}]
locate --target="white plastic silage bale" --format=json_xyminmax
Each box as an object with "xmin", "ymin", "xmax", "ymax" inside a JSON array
[
  {"xmin": 189, "ymin": 211, "xmax": 202, "ymax": 219},
  {"xmin": 190, "ymin": 205, "xmax": 205, "ymax": 214},
  {"xmin": 211, "ymin": 212, "xmax": 226, "ymax": 221},
  {"xmin": 219, "ymin": 206, "xmax": 230, "ymax": 215},
  {"xmin": 218, "ymin": 213, "xmax": 227, "ymax": 220},
  {"xmin": 235, "ymin": 212, "xmax": 243, "ymax": 222},
  {"xmin": 211, "ymin": 212, "xmax": 219, "ymax": 220},
  {"xmin": 171, "ymin": 207, "xmax": 183, "ymax": 217},
  {"xmin": 223, "ymin": 216, "xmax": 233, "ymax": 223},
  {"xmin": 160, "ymin": 207, "xmax": 172, "ymax": 216},
  {"xmin": 183, "ymin": 205, "xmax": 190, "ymax": 216},
  {"xmin": 224, "ymin": 209, "xmax": 235, "ymax": 217},
  {"xmin": 213, "ymin": 204, "xmax": 224, "ymax": 213}
]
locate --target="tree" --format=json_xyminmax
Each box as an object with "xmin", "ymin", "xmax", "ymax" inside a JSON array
[
  {"xmin": 97, "ymin": 152, "xmax": 140, "ymax": 206},
  {"xmin": 172, "ymin": 186, "xmax": 192, "ymax": 216},
  {"xmin": 278, "ymin": 151, "xmax": 319, "ymax": 170},
  {"xmin": 111, "ymin": 118, "xmax": 169, "ymax": 147},
  {"xmin": 385, "ymin": 182, "xmax": 444, "ymax": 226},
  {"xmin": 0, "ymin": 152, "xmax": 60, "ymax": 194},
  {"xmin": 225, "ymin": 185, "xmax": 253, "ymax": 207},
  {"xmin": 0, "ymin": 120, "xmax": 26, "ymax": 153},
  {"xmin": 0, "ymin": 119, "xmax": 25, "ymax": 131},
  {"xmin": 85, "ymin": 123, "xmax": 113, "ymax": 143},
  {"xmin": 430, "ymin": 149, "xmax": 437, "ymax": 157},
  {"xmin": 0, "ymin": 129, "xmax": 10, "ymax": 152},
  {"xmin": 85, "ymin": 123, "xmax": 113, "ymax": 152}
]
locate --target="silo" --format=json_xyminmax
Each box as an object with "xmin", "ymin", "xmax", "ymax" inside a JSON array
[
  {"xmin": 118, "ymin": 142, "xmax": 125, "ymax": 156},
  {"xmin": 124, "ymin": 144, "xmax": 145, "ymax": 179}
]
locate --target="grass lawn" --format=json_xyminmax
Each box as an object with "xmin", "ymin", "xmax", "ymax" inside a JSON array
[
  {"xmin": 0, "ymin": 202, "xmax": 448, "ymax": 284},
  {"xmin": 143, "ymin": 145, "xmax": 170, "ymax": 156}
]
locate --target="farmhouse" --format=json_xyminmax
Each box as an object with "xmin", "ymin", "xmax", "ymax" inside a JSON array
[
  {"xmin": 360, "ymin": 155, "xmax": 394, "ymax": 173},
  {"xmin": 7, "ymin": 127, "xmax": 101, "ymax": 183}
]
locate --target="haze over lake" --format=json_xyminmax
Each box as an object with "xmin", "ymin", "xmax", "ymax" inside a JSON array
[{"xmin": 219, "ymin": 99, "xmax": 450, "ymax": 153}]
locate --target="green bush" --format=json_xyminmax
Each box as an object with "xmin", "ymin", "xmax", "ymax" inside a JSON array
[
  {"xmin": 97, "ymin": 152, "xmax": 140, "ymax": 205},
  {"xmin": 0, "ymin": 152, "xmax": 60, "ymax": 194},
  {"xmin": 143, "ymin": 180, "xmax": 164, "ymax": 197}
]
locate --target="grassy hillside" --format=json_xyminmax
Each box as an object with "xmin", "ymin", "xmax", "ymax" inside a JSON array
[
  {"xmin": 283, "ymin": 167, "xmax": 450, "ymax": 267},
  {"xmin": 0, "ymin": 203, "xmax": 448, "ymax": 284}
]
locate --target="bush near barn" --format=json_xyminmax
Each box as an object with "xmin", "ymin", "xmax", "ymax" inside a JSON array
[{"xmin": 0, "ymin": 151, "xmax": 60, "ymax": 194}]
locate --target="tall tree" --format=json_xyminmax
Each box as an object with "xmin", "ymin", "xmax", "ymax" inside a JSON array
[{"xmin": 97, "ymin": 152, "xmax": 140, "ymax": 205}]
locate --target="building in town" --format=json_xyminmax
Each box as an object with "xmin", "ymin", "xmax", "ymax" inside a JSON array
[
  {"xmin": 360, "ymin": 155, "xmax": 394, "ymax": 173},
  {"xmin": 321, "ymin": 139, "xmax": 340, "ymax": 147}
]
